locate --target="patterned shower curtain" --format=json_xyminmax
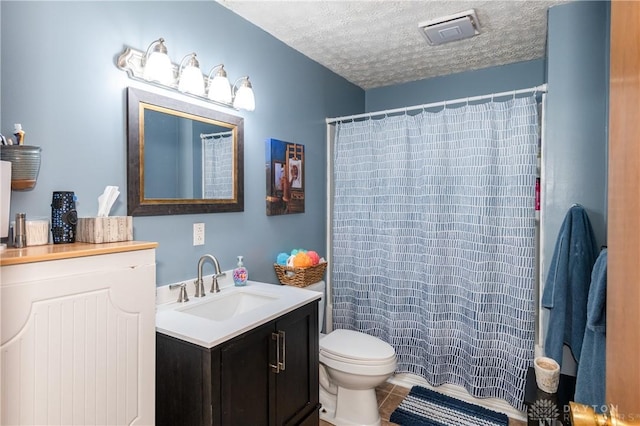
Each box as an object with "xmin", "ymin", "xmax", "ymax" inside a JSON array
[
  {"xmin": 332, "ymin": 96, "xmax": 539, "ymax": 410},
  {"xmin": 202, "ymin": 132, "xmax": 233, "ymax": 199}
]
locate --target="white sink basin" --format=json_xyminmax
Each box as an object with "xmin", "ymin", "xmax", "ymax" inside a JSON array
[
  {"xmin": 178, "ymin": 290, "xmax": 278, "ymax": 321},
  {"xmin": 156, "ymin": 281, "xmax": 322, "ymax": 348}
]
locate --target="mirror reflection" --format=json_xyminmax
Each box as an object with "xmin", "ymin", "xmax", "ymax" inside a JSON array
[
  {"xmin": 127, "ymin": 87, "xmax": 244, "ymax": 216},
  {"xmin": 143, "ymin": 108, "xmax": 234, "ymax": 199}
]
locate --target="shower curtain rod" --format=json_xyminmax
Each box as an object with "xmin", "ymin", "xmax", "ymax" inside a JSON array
[{"xmin": 326, "ymin": 83, "xmax": 547, "ymax": 124}]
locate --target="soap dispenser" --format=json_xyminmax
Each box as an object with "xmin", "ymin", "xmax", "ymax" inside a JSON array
[{"xmin": 233, "ymin": 255, "xmax": 248, "ymax": 286}]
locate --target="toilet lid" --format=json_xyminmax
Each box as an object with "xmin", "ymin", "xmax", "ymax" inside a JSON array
[{"xmin": 320, "ymin": 329, "xmax": 395, "ymax": 362}]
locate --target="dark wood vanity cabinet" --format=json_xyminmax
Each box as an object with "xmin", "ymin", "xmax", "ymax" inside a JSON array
[{"xmin": 156, "ymin": 300, "xmax": 319, "ymax": 426}]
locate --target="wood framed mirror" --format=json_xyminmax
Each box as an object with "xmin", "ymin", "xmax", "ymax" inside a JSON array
[{"xmin": 126, "ymin": 87, "xmax": 244, "ymax": 216}]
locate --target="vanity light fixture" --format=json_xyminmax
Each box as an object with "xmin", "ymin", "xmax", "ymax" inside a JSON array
[
  {"xmin": 116, "ymin": 38, "xmax": 256, "ymax": 111},
  {"xmin": 178, "ymin": 53, "xmax": 205, "ymax": 96},
  {"xmin": 207, "ymin": 64, "xmax": 232, "ymax": 103},
  {"xmin": 232, "ymin": 76, "xmax": 255, "ymax": 112},
  {"xmin": 141, "ymin": 38, "xmax": 173, "ymax": 85}
]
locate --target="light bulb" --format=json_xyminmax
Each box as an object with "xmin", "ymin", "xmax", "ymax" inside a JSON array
[
  {"xmin": 142, "ymin": 38, "xmax": 173, "ymax": 85},
  {"xmin": 207, "ymin": 65, "xmax": 232, "ymax": 103},
  {"xmin": 233, "ymin": 77, "xmax": 255, "ymax": 111},
  {"xmin": 178, "ymin": 53, "xmax": 205, "ymax": 96}
]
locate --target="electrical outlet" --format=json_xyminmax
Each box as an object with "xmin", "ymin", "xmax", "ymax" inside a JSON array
[{"xmin": 193, "ymin": 223, "xmax": 205, "ymax": 246}]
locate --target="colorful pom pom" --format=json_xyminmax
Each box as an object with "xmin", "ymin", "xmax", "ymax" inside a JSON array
[
  {"xmin": 276, "ymin": 252, "xmax": 289, "ymax": 265},
  {"xmin": 306, "ymin": 250, "xmax": 320, "ymax": 265},
  {"xmin": 293, "ymin": 252, "xmax": 313, "ymax": 268}
]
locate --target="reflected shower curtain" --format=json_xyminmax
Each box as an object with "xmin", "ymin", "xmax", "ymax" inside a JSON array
[
  {"xmin": 202, "ymin": 132, "xmax": 233, "ymax": 199},
  {"xmin": 332, "ymin": 97, "xmax": 538, "ymax": 409}
]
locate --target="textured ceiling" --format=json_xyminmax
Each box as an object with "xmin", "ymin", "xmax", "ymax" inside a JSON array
[{"xmin": 218, "ymin": 0, "xmax": 571, "ymax": 90}]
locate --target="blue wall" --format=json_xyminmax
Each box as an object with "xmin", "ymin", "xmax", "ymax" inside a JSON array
[
  {"xmin": 0, "ymin": 1, "xmax": 364, "ymax": 285},
  {"xmin": 542, "ymin": 1, "xmax": 609, "ymax": 373},
  {"xmin": 366, "ymin": 59, "xmax": 546, "ymax": 112},
  {"xmin": 544, "ymin": 1, "xmax": 609, "ymax": 254}
]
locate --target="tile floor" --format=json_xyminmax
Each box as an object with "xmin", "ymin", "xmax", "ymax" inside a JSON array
[{"xmin": 319, "ymin": 382, "xmax": 528, "ymax": 426}]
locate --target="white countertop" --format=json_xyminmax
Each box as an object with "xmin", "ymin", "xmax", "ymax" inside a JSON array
[{"xmin": 156, "ymin": 280, "xmax": 321, "ymax": 348}]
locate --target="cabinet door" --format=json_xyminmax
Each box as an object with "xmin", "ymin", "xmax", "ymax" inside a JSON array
[
  {"xmin": 1, "ymin": 250, "xmax": 156, "ymax": 426},
  {"xmin": 219, "ymin": 320, "xmax": 276, "ymax": 426},
  {"xmin": 156, "ymin": 333, "xmax": 215, "ymax": 426},
  {"xmin": 275, "ymin": 301, "xmax": 319, "ymax": 426}
]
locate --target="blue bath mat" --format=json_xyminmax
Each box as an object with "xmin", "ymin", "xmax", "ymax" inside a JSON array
[{"xmin": 390, "ymin": 386, "xmax": 509, "ymax": 426}]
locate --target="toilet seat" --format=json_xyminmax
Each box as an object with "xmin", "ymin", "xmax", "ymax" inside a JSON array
[
  {"xmin": 320, "ymin": 349, "xmax": 396, "ymax": 366},
  {"xmin": 320, "ymin": 329, "xmax": 396, "ymax": 375},
  {"xmin": 320, "ymin": 329, "xmax": 395, "ymax": 360}
]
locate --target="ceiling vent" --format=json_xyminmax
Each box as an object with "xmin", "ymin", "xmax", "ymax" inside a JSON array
[{"xmin": 418, "ymin": 9, "xmax": 480, "ymax": 46}]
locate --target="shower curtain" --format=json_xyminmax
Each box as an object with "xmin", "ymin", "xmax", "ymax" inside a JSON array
[
  {"xmin": 202, "ymin": 132, "xmax": 233, "ymax": 199},
  {"xmin": 331, "ymin": 96, "xmax": 539, "ymax": 410}
]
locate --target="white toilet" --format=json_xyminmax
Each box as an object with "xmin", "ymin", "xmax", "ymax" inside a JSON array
[{"xmin": 306, "ymin": 281, "xmax": 397, "ymax": 426}]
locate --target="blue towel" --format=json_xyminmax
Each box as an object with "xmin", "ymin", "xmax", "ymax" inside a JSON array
[
  {"xmin": 541, "ymin": 204, "xmax": 598, "ymax": 367},
  {"xmin": 574, "ymin": 248, "xmax": 607, "ymax": 409}
]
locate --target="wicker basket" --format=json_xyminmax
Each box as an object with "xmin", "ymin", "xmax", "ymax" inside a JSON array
[{"xmin": 274, "ymin": 262, "xmax": 327, "ymax": 287}]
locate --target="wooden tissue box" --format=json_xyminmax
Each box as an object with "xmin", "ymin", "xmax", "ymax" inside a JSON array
[{"xmin": 76, "ymin": 216, "xmax": 133, "ymax": 243}]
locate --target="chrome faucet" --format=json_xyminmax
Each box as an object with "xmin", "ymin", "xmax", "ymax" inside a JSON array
[{"xmin": 195, "ymin": 254, "xmax": 226, "ymax": 296}]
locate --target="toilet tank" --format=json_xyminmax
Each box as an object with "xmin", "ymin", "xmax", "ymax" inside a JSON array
[{"xmin": 305, "ymin": 281, "xmax": 325, "ymax": 333}]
